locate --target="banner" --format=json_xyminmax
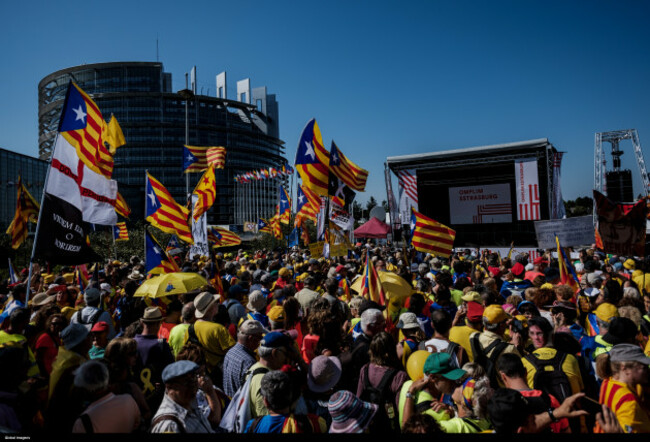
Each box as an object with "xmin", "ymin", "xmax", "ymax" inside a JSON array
[
  {"xmin": 384, "ymin": 163, "xmax": 399, "ymax": 229},
  {"xmin": 515, "ymin": 158, "xmax": 541, "ymax": 221},
  {"xmin": 449, "ymin": 184, "xmax": 512, "ymax": 224},
  {"xmin": 189, "ymin": 194, "xmax": 209, "ymax": 259},
  {"xmin": 397, "ymin": 169, "xmax": 418, "ymax": 225},
  {"xmin": 534, "ymin": 216, "xmax": 594, "ymax": 249},
  {"xmin": 330, "ymin": 243, "xmax": 348, "ymax": 257},
  {"xmin": 551, "ymin": 152, "xmax": 566, "ymax": 219},
  {"xmin": 309, "ymin": 241, "xmax": 325, "ymax": 257},
  {"xmin": 330, "ymin": 204, "xmax": 354, "ymax": 231},
  {"xmin": 243, "ymin": 221, "xmax": 256, "ymax": 232},
  {"xmin": 594, "ymin": 191, "xmax": 646, "ymax": 256}
]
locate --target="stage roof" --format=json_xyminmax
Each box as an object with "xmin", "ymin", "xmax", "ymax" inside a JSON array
[{"xmin": 387, "ymin": 138, "xmax": 556, "ymax": 171}]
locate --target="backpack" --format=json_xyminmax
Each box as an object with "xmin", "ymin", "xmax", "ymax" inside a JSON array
[
  {"xmin": 470, "ymin": 334, "xmax": 509, "ymax": 389},
  {"xmin": 246, "ymin": 414, "xmax": 322, "ymax": 433},
  {"xmin": 219, "ymin": 366, "xmax": 269, "ymax": 433},
  {"xmin": 358, "ymin": 365, "xmax": 400, "ymax": 434},
  {"xmin": 74, "ymin": 308, "xmax": 104, "ymax": 330},
  {"xmin": 524, "ymin": 351, "xmax": 573, "ymax": 403}
]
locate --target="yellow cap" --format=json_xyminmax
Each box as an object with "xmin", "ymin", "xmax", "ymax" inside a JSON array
[
  {"xmin": 483, "ymin": 304, "xmax": 510, "ymax": 325},
  {"xmin": 461, "ymin": 291, "xmax": 481, "ymax": 303},
  {"xmin": 594, "ymin": 302, "xmax": 619, "ymax": 323},
  {"xmin": 268, "ymin": 305, "xmax": 285, "ymax": 323},
  {"xmin": 623, "ymin": 259, "xmax": 636, "ymax": 270}
]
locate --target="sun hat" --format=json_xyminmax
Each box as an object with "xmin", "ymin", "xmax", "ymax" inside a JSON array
[
  {"xmin": 584, "ymin": 287, "xmax": 600, "ymax": 298},
  {"xmin": 141, "ymin": 306, "xmax": 163, "ymax": 322},
  {"xmin": 328, "ymin": 390, "xmax": 378, "ymax": 433},
  {"xmin": 162, "ymin": 360, "xmax": 200, "ymax": 384},
  {"xmin": 586, "ymin": 273, "xmax": 603, "ymax": 286},
  {"xmin": 545, "ymin": 300, "xmax": 577, "ymax": 312},
  {"xmin": 99, "ymin": 283, "xmax": 112, "ymax": 293},
  {"xmin": 483, "ymin": 304, "xmax": 511, "ymax": 325},
  {"xmin": 308, "ymin": 355, "xmax": 342, "ymax": 393},
  {"xmin": 594, "ymin": 302, "xmax": 619, "ymax": 323},
  {"xmin": 127, "ymin": 269, "xmax": 145, "ymax": 281},
  {"xmin": 30, "ymin": 293, "xmax": 55, "ymax": 307},
  {"xmin": 247, "ymin": 290, "xmax": 267, "ymax": 312},
  {"xmin": 609, "ymin": 343, "xmax": 650, "ymax": 365},
  {"xmin": 61, "ymin": 323, "xmax": 89, "ymax": 349},
  {"xmin": 396, "ymin": 312, "xmax": 420, "ymax": 330},
  {"xmin": 423, "ymin": 352, "xmax": 466, "ymax": 380},
  {"xmin": 466, "ymin": 301, "xmax": 484, "ymax": 322},
  {"xmin": 461, "ymin": 291, "xmax": 481, "ymax": 303},
  {"xmin": 193, "ymin": 292, "xmax": 218, "ymax": 319}
]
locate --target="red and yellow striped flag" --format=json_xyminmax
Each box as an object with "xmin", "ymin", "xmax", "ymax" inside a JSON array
[
  {"xmin": 61, "ymin": 82, "xmax": 114, "ymax": 178},
  {"xmin": 360, "ymin": 253, "xmax": 386, "ymax": 305},
  {"xmin": 206, "ymin": 147, "xmax": 226, "ymax": 168},
  {"xmin": 145, "ymin": 172, "xmax": 193, "ymax": 244},
  {"xmin": 329, "ymin": 141, "xmax": 368, "ymax": 192},
  {"xmin": 295, "ymin": 119, "xmax": 330, "ymax": 196},
  {"xmin": 208, "ymin": 226, "xmax": 242, "ymax": 248},
  {"xmin": 411, "ymin": 208, "xmax": 456, "ymax": 258},
  {"xmin": 270, "ymin": 212, "xmax": 282, "ymax": 239},
  {"xmin": 5, "ymin": 177, "xmax": 40, "ymax": 249},
  {"xmin": 114, "ymin": 222, "xmax": 129, "ymax": 241},
  {"xmin": 115, "ymin": 192, "xmax": 131, "ymax": 219},
  {"xmin": 192, "ymin": 165, "xmax": 216, "ymax": 221}
]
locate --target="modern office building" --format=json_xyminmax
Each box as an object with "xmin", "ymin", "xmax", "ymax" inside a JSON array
[
  {"xmin": 38, "ymin": 62, "xmax": 285, "ymax": 225},
  {"xmin": 0, "ymin": 147, "xmax": 48, "ymax": 236}
]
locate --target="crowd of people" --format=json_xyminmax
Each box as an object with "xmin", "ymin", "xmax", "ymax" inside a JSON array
[{"xmin": 1, "ymin": 243, "xmax": 650, "ymax": 434}]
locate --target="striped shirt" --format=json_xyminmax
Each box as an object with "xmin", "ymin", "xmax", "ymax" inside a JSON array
[
  {"xmin": 222, "ymin": 343, "xmax": 257, "ymax": 397},
  {"xmin": 599, "ymin": 378, "xmax": 650, "ymax": 433}
]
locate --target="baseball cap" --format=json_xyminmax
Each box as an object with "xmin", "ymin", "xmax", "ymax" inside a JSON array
[
  {"xmin": 260, "ymin": 331, "xmax": 293, "ymax": 349},
  {"xmin": 90, "ymin": 321, "xmax": 109, "ymax": 333},
  {"xmin": 594, "ymin": 302, "xmax": 619, "ymax": 323},
  {"xmin": 239, "ymin": 319, "xmax": 266, "ymax": 335},
  {"xmin": 466, "ymin": 301, "xmax": 484, "ymax": 322},
  {"xmin": 511, "ymin": 263, "xmax": 525, "ymax": 277},
  {"xmin": 623, "ymin": 259, "xmax": 636, "ymax": 270},
  {"xmin": 461, "ymin": 291, "xmax": 481, "ymax": 303},
  {"xmin": 84, "ymin": 288, "xmax": 101, "ymax": 304},
  {"xmin": 267, "ymin": 305, "xmax": 285, "ymax": 323},
  {"xmin": 483, "ymin": 304, "xmax": 510, "ymax": 325},
  {"xmin": 423, "ymin": 353, "xmax": 466, "ymax": 380}
]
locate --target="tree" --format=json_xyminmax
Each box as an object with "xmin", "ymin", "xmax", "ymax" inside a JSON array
[
  {"xmin": 381, "ymin": 200, "xmax": 389, "ymax": 213},
  {"xmin": 366, "ymin": 197, "xmax": 378, "ymax": 213},
  {"xmin": 352, "ymin": 201, "xmax": 363, "ymax": 221},
  {"xmin": 564, "ymin": 197, "xmax": 593, "ymax": 217}
]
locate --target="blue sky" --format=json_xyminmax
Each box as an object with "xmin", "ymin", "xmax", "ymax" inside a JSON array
[{"xmin": 1, "ymin": 0, "xmax": 649, "ymax": 205}]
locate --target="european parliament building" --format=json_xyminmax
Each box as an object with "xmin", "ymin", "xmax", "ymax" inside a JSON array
[{"xmin": 38, "ymin": 62, "xmax": 286, "ymax": 225}]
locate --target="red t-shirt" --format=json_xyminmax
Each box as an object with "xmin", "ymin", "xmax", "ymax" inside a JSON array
[
  {"xmin": 520, "ymin": 389, "xmax": 569, "ymax": 433},
  {"xmin": 157, "ymin": 322, "xmax": 176, "ymax": 341},
  {"xmin": 35, "ymin": 332, "xmax": 59, "ymax": 374}
]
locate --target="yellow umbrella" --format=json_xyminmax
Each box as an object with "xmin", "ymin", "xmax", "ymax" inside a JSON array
[
  {"xmin": 350, "ymin": 270, "xmax": 413, "ymax": 300},
  {"xmin": 134, "ymin": 272, "xmax": 208, "ymax": 298}
]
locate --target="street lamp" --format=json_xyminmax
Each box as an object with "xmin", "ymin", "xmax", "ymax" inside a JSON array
[{"xmin": 178, "ymin": 76, "xmax": 194, "ymax": 198}]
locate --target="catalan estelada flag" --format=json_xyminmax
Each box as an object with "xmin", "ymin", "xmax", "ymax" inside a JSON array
[
  {"xmin": 60, "ymin": 83, "xmax": 114, "ymax": 178},
  {"xmin": 113, "ymin": 222, "xmax": 129, "ymax": 241},
  {"xmin": 145, "ymin": 172, "xmax": 193, "ymax": 244},
  {"xmin": 360, "ymin": 253, "xmax": 386, "ymax": 305},
  {"xmin": 183, "ymin": 145, "xmax": 208, "ymax": 173},
  {"xmin": 555, "ymin": 235, "xmax": 580, "ymax": 293},
  {"xmin": 115, "ymin": 192, "xmax": 131, "ymax": 219},
  {"xmin": 329, "ymin": 141, "xmax": 368, "ymax": 192},
  {"xmin": 145, "ymin": 229, "xmax": 180, "ymax": 275},
  {"xmin": 410, "ymin": 208, "xmax": 455, "ymax": 258},
  {"xmin": 5, "ymin": 176, "xmax": 40, "ymax": 249},
  {"xmin": 208, "ymin": 226, "xmax": 241, "ymax": 248},
  {"xmin": 166, "ymin": 234, "xmax": 181, "ymax": 253},
  {"xmin": 270, "ymin": 212, "xmax": 282, "ymax": 240},
  {"xmin": 257, "ymin": 218, "xmax": 272, "ymax": 234},
  {"xmin": 192, "ymin": 165, "xmax": 216, "ymax": 221},
  {"xmin": 206, "ymin": 147, "xmax": 226, "ymax": 168},
  {"xmin": 295, "ymin": 118, "xmax": 329, "ymax": 196},
  {"xmin": 278, "ymin": 186, "xmax": 291, "ymax": 225},
  {"xmin": 296, "ymin": 185, "xmax": 319, "ymax": 222}
]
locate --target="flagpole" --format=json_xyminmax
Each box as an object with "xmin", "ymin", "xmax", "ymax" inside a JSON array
[
  {"xmin": 25, "ymin": 132, "xmax": 60, "ymax": 305},
  {"xmin": 113, "ymin": 226, "xmax": 117, "ymax": 260}
]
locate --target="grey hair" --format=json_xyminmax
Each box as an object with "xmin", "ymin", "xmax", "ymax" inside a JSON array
[
  {"xmin": 482, "ymin": 318, "xmax": 501, "ymax": 332},
  {"xmin": 349, "ymin": 296, "xmax": 364, "ymax": 311},
  {"xmin": 470, "ymin": 376, "xmax": 494, "ymax": 420},
  {"xmin": 260, "ymin": 370, "xmax": 292, "ymax": 411},
  {"xmin": 623, "ymin": 287, "xmax": 641, "ymax": 300},
  {"xmin": 360, "ymin": 309, "xmax": 383, "ymax": 333},
  {"xmin": 461, "ymin": 362, "xmax": 486, "ymax": 380},
  {"xmin": 258, "ymin": 345, "xmax": 274, "ymax": 359},
  {"xmin": 74, "ymin": 360, "xmax": 109, "ymax": 392}
]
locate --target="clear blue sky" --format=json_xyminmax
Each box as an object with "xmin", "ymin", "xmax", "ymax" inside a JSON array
[{"xmin": 2, "ymin": 0, "xmax": 650, "ymax": 205}]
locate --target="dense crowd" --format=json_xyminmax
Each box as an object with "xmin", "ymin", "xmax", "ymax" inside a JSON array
[{"xmin": 1, "ymin": 243, "xmax": 650, "ymax": 434}]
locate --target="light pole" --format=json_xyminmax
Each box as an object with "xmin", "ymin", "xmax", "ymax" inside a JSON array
[{"xmin": 178, "ymin": 73, "xmax": 194, "ymax": 199}]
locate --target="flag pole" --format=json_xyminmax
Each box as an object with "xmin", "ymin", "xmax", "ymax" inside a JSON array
[
  {"xmin": 25, "ymin": 132, "xmax": 60, "ymax": 305},
  {"xmin": 112, "ymin": 226, "xmax": 117, "ymax": 260}
]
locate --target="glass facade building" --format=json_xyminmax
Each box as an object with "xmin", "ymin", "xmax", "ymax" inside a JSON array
[
  {"xmin": 0, "ymin": 148, "xmax": 48, "ymax": 234},
  {"xmin": 38, "ymin": 62, "xmax": 285, "ymax": 225}
]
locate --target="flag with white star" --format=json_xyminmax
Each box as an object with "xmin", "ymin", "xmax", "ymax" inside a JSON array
[
  {"xmin": 294, "ymin": 118, "xmax": 330, "ymax": 196},
  {"xmin": 145, "ymin": 228, "xmax": 180, "ymax": 274},
  {"xmin": 329, "ymin": 141, "xmax": 368, "ymax": 192},
  {"xmin": 145, "ymin": 172, "xmax": 193, "ymax": 244},
  {"xmin": 113, "ymin": 222, "xmax": 129, "ymax": 241},
  {"xmin": 278, "ymin": 185, "xmax": 291, "ymax": 224}
]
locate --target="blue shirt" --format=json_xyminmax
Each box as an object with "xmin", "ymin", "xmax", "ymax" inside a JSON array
[
  {"xmin": 244, "ymin": 414, "xmax": 287, "ymax": 433},
  {"xmin": 222, "ymin": 343, "xmax": 257, "ymax": 397}
]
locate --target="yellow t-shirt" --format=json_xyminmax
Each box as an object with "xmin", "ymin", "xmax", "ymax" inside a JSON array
[
  {"xmin": 398, "ymin": 380, "xmax": 450, "ymax": 428},
  {"xmin": 449, "ymin": 325, "xmax": 477, "ymax": 362},
  {"xmin": 521, "ymin": 347, "xmax": 584, "ymax": 396},
  {"xmin": 186, "ymin": 320, "xmax": 235, "ymax": 369}
]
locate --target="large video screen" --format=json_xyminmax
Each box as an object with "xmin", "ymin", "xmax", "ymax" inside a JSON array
[{"xmin": 448, "ymin": 183, "xmax": 512, "ymax": 224}]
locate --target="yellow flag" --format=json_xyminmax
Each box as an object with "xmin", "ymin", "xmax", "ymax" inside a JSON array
[{"xmin": 105, "ymin": 115, "xmax": 126, "ymax": 154}]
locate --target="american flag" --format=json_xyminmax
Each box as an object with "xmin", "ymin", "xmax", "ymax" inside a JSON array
[{"xmin": 397, "ymin": 169, "xmax": 418, "ymax": 204}]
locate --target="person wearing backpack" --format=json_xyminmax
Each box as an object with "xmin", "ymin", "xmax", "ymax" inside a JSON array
[
  {"xmin": 423, "ymin": 310, "xmax": 468, "ymax": 368},
  {"xmin": 497, "ymin": 353, "xmax": 570, "ymax": 433},
  {"xmin": 70, "ymin": 288, "xmax": 116, "ymax": 339},
  {"xmin": 469, "ymin": 304, "xmax": 520, "ymax": 388},
  {"xmin": 356, "ymin": 331, "xmax": 410, "ymax": 434}
]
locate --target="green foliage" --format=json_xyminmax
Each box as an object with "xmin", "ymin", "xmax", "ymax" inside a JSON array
[{"xmin": 564, "ymin": 196, "xmax": 593, "ymax": 217}]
